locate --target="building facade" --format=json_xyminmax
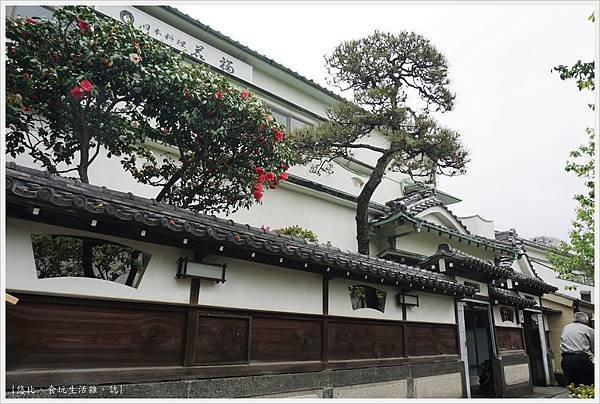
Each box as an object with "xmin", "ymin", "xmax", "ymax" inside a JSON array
[{"xmin": 4, "ymin": 5, "xmax": 565, "ymax": 399}]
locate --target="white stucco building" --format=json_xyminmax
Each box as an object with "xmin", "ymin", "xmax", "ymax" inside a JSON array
[{"xmin": 4, "ymin": 5, "xmax": 579, "ymax": 400}]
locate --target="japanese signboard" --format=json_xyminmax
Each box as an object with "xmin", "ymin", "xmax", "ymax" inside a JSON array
[{"xmin": 95, "ymin": 6, "xmax": 253, "ymax": 82}]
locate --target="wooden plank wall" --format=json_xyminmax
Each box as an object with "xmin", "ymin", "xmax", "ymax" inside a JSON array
[
  {"xmin": 7, "ymin": 293, "xmax": 458, "ymax": 373},
  {"xmin": 495, "ymin": 327, "xmax": 525, "ymax": 352}
]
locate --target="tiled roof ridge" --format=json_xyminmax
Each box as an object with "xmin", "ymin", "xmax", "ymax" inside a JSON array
[
  {"xmin": 419, "ymin": 243, "xmax": 515, "ymax": 279},
  {"xmin": 5, "ymin": 163, "xmax": 476, "ymax": 297},
  {"xmin": 382, "ymin": 190, "xmax": 520, "ymax": 251},
  {"xmin": 489, "ymin": 286, "xmax": 536, "ymax": 308}
]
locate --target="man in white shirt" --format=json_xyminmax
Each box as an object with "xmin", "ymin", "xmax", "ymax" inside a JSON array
[{"xmin": 560, "ymin": 312, "xmax": 594, "ymax": 386}]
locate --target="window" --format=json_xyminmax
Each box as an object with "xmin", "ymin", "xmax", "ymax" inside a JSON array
[
  {"xmin": 269, "ymin": 106, "xmax": 313, "ymax": 132},
  {"xmin": 351, "ymin": 176, "xmax": 365, "ymax": 187},
  {"xmin": 464, "ymin": 281, "xmax": 481, "ymax": 292},
  {"xmin": 580, "ymin": 290, "xmax": 591, "ymax": 303},
  {"xmin": 270, "ymin": 108, "xmax": 290, "ymax": 130},
  {"xmin": 290, "ymin": 116, "xmax": 311, "ymax": 131},
  {"xmin": 348, "ymin": 285, "xmax": 386, "ymax": 312},
  {"xmin": 500, "ymin": 306, "xmax": 514, "ymax": 322},
  {"xmin": 31, "ymin": 234, "xmax": 150, "ymax": 288},
  {"xmin": 8, "ymin": 6, "xmax": 54, "ymax": 19}
]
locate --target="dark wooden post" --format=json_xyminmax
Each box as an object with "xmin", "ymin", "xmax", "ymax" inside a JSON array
[
  {"xmin": 322, "ymin": 274, "xmax": 329, "ymax": 362},
  {"xmin": 189, "ymin": 279, "xmax": 200, "ymax": 305},
  {"xmin": 402, "ymin": 300, "xmax": 408, "ymax": 357}
]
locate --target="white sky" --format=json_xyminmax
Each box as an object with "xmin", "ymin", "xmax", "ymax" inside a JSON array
[{"xmin": 182, "ymin": 2, "xmax": 595, "ymax": 241}]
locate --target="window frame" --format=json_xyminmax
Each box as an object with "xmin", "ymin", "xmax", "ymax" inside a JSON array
[{"xmin": 31, "ymin": 234, "xmax": 151, "ymax": 288}]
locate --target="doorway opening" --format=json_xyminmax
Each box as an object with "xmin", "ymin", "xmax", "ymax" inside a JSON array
[
  {"xmin": 523, "ymin": 311, "xmax": 546, "ymax": 386},
  {"xmin": 464, "ymin": 303, "xmax": 495, "ymax": 397}
]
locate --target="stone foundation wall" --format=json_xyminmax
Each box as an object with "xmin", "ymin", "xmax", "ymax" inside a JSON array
[
  {"xmin": 494, "ymin": 351, "xmax": 533, "ymax": 397},
  {"xmin": 6, "ymin": 360, "xmax": 466, "ymax": 399}
]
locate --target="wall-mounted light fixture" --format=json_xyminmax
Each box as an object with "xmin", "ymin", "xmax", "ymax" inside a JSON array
[
  {"xmin": 177, "ymin": 257, "xmax": 226, "ymax": 283},
  {"xmin": 397, "ymin": 292, "xmax": 419, "ymax": 307}
]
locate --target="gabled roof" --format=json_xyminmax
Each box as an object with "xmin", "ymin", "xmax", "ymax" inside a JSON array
[
  {"xmin": 535, "ymin": 306, "xmax": 562, "ymax": 316},
  {"xmin": 385, "ymin": 190, "xmax": 469, "ymax": 232},
  {"xmin": 5, "ymin": 163, "xmax": 477, "ymax": 297},
  {"xmin": 419, "ymin": 243, "xmax": 514, "ymax": 280},
  {"xmin": 489, "ymin": 287, "xmax": 536, "ymax": 308},
  {"xmin": 495, "ymin": 228, "xmax": 562, "ymax": 252},
  {"xmin": 371, "ymin": 191, "xmax": 518, "ymax": 254},
  {"xmin": 509, "ymin": 271, "xmax": 558, "ymax": 294}
]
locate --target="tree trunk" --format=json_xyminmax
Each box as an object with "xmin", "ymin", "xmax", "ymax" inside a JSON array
[
  {"xmin": 81, "ymin": 239, "xmax": 95, "ymax": 278},
  {"xmin": 355, "ymin": 153, "xmax": 393, "ymax": 255},
  {"xmin": 78, "ymin": 127, "xmax": 90, "ymax": 184},
  {"xmin": 155, "ymin": 170, "xmax": 182, "ymax": 202}
]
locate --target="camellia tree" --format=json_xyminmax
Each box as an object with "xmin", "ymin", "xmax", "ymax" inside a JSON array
[
  {"xmin": 289, "ymin": 31, "xmax": 468, "ymax": 254},
  {"xmin": 6, "ymin": 6, "xmax": 291, "ymax": 214}
]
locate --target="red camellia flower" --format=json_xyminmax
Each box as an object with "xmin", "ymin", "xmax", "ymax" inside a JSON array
[
  {"xmin": 253, "ymin": 189, "xmax": 263, "ymax": 200},
  {"xmin": 162, "ymin": 127, "xmax": 170, "ymax": 135},
  {"xmin": 26, "ymin": 17, "xmax": 36, "ymax": 24},
  {"xmin": 257, "ymin": 174, "xmax": 266, "ymax": 183},
  {"xmin": 278, "ymin": 172, "xmax": 288, "ymax": 181},
  {"xmin": 274, "ymin": 130, "xmax": 284, "ymax": 142},
  {"xmin": 258, "ymin": 123, "xmax": 265, "ymax": 132},
  {"xmin": 77, "ymin": 19, "xmax": 90, "ymax": 32},
  {"xmin": 265, "ymin": 172, "xmax": 276, "ymax": 182},
  {"xmin": 255, "ymin": 166, "xmax": 265, "ymax": 175},
  {"xmin": 79, "ymin": 80, "xmax": 93, "ymax": 92},
  {"xmin": 215, "ymin": 91, "xmax": 223, "ymax": 99},
  {"xmin": 70, "ymin": 86, "xmax": 85, "ymax": 100},
  {"xmin": 254, "ymin": 182, "xmax": 263, "ymax": 192},
  {"xmin": 241, "ymin": 90, "xmax": 250, "ymax": 99},
  {"xmin": 21, "ymin": 106, "xmax": 31, "ymax": 113},
  {"xmin": 183, "ymin": 89, "xmax": 191, "ymax": 98}
]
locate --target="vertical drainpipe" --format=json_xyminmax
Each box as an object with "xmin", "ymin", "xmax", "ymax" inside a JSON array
[{"xmin": 456, "ymin": 301, "xmax": 471, "ymax": 398}]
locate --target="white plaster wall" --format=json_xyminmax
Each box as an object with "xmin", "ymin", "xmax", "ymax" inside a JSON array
[
  {"xmin": 459, "ymin": 215, "xmax": 495, "ymax": 239},
  {"xmin": 455, "ymin": 276, "xmax": 489, "ymax": 297},
  {"xmin": 251, "ymin": 69, "xmax": 329, "ymax": 118},
  {"xmin": 493, "ymin": 305, "xmax": 521, "ymax": 328},
  {"xmin": 419, "ymin": 206, "xmax": 468, "ymax": 234},
  {"xmin": 334, "ymin": 380, "xmax": 408, "ymax": 398},
  {"xmin": 414, "ymin": 373, "xmax": 463, "ymax": 398},
  {"xmin": 224, "ymin": 186, "xmax": 359, "ymax": 252},
  {"xmin": 6, "ymin": 218, "xmax": 191, "ymax": 304},
  {"xmin": 395, "ymin": 232, "xmax": 497, "ymax": 261},
  {"xmin": 288, "ymin": 160, "xmax": 406, "ymax": 206},
  {"xmin": 503, "ymin": 363, "xmax": 530, "ymax": 385},
  {"xmin": 405, "ymin": 292, "xmax": 456, "ymax": 324},
  {"xmin": 328, "ymin": 278, "xmax": 403, "ymax": 320},
  {"xmin": 198, "ymin": 257, "xmax": 322, "ymax": 314},
  {"xmin": 419, "ymin": 213, "xmax": 447, "ymax": 228},
  {"xmin": 7, "ymin": 218, "xmax": 324, "ymax": 313}
]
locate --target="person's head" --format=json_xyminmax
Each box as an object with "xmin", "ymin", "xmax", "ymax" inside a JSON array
[{"xmin": 573, "ymin": 312, "xmax": 589, "ymax": 325}]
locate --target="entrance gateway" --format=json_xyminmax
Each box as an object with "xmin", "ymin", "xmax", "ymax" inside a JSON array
[
  {"xmin": 523, "ymin": 310, "xmax": 551, "ymax": 386},
  {"xmin": 457, "ymin": 300, "xmax": 496, "ymax": 398}
]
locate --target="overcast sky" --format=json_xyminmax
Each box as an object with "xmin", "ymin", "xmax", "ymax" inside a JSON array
[{"xmin": 177, "ymin": 1, "xmax": 597, "ymax": 241}]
